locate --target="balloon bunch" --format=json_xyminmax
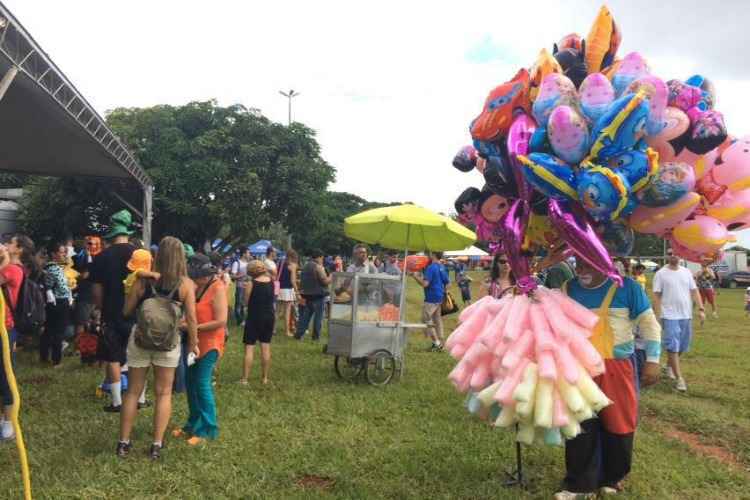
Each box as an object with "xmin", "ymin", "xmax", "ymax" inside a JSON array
[
  {"xmin": 448, "ymin": 291, "xmax": 611, "ymax": 444},
  {"xmin": 453, "ymin": 5, "xmax": 749, "ymax": 271}
]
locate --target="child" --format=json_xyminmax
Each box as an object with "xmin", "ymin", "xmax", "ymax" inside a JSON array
[
  {"xmin": 745, "ymin": 287, "xmax": 750, "ymax": 318},
  {"xmin": 78, "ymin": 309, "xmax": 100, "ymax": 366},
  {"xmin": 123, "ymin": 248, "xmax": 159, "ymax": 295},
  {"xmin": 457, "ymin": 272, "xmax": 473, "ymax": 306}
]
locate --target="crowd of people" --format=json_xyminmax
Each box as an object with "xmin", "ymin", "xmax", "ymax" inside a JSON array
[{"xmin": 0, "ymin": 206, "xmax": 731, "ymax": 488}]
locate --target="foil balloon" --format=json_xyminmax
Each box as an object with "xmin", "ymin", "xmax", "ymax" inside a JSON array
[
  {"xmin": 627, "ymin": 75, "xmax": 668, "ymax": 135},
  {"xmin": 548, "ymin": 199, "xmax": 622, "ymax": 286},
  {"xmin": 452, "ymin": 145, "xmax": 478, "ymax": 172},
  {"xmin": 645, "ymin": 107, "xmax": 690, "ymax": 162},
  {"xmin": 479, "ymin": 188, "xmax": 511, "ymax": 224},
  {"xmin": 588, "ymin": 90, "xmax": 650, "ymax": 161},
  {"xmin": 548, "ymin": 105, "xmax": 590, "ymax": 164},
  {"xmin": 553, "ymin": 41, "xmax": 588, "ymax": 88},
  {"xmin": 629, "ymin": 192, "xmax": 701, "ymax": 235},
  {"xmin": 532, "ymin": 73, "xmax": 579, "ymax": 127},
  {"xmin": 500, "ymin": 199, "xmax": 536, "ymax": 294},
  {"xmin": 706, "ymin": 189, "xmax": 750, "ymax": 228},
  {"xmin": 529, "ymin": 49, "xmax": 564, "ymax": 102},
  {"xmin": 671, "ymin": 215, "xmax": 736, "ymax": 255},
  {"xmin": 696, "ymin": 136, "xmax": 750, "ymax": 203},
  {"xmin": 529, "ymin": 126, "xmax": 552, "ymax": 154},
  {"xmin": 558, "ymin": 33, "xmax": 583, "ymax": 52},
  {"xmin": 601, "ymin": 221, "xmax": 635, "ymax": 256},
  {"xmin": 638, "ymin": 162, "xmax": 695, "ymax": 207},
  {"xmin": 611, "ymin": 52, "xmax": 650, "ymax": 96},
  {"xmin": 585, "ymin": 6, "xmax": 620, "ymax": 74},
  {"xmin": 576, "ymin": 165, "xmax": 632, "ymax": 222},
  {"xmin": 454, "ymin": 187, "xmax": 483, "ymax": 225},
  {"xmin": 685, "ymin": 74, "xmax": 716, "ymax": 105},
  {"xmin": 483, "ymin": 154, "xmax": 518, "ymax": 199},
  {"xmin": 507, "ymin": 113, "xmax": 538, "ymax": 203},
  {"xmin": 471, "ymin": 69, "xmax": 531, "ymax": 141},
  {"xmin": 524, "ymin": 212, "xmax": 560, "ymax": 249},
  {"xmin": 518, "ymin": 153, "xmax": 578, "ymax": 201},
  {"xmin": 606, "ymin": 147, "xmax": 659, "ymax": 193},
  {"xmin": 579, "ymin": 73, "xmax": 615, "ymax": 124},
  {"xmin": 689, "ymin": 109, "xmax": 728, "ymax": 155},
  {"xmin": 668, "ymin": 236, "xmax": 723, "ymax": 264}
]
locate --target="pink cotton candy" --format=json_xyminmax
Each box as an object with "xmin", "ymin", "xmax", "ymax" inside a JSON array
[
  {"xmin": 569, "ymin": 334, "xmax": 604, "ymax": 369},
  {"xmin": 485, "ymin": 296, "xmax": 509, "ymax": 314},
  {"xmin": 493, "ymin": 339, "xmax": 510, "ymax": 359},
  {"xmin": 529, "ymin": 304, "xmax": 555, "ymax": 352},
  {"xmin": 494, "ymin": 357, "xmax": 530, "ymax": 406},
  {"xmin": 536, "ymin": 289, "xmax": 588, "ymax": 341},
  {"xmin": 446, "ymin": 306, "xmax": 489, "ymax": 350},
  {"xmin": 585, "ymin": 360, "xmax": 605, "ymax": 377},
  {"xmin": 463, "ymin": 342, "xmax": 490, "ymax": 366},
  {"xmin": 554, "ymin": 341, "xmax": 580, "ymax": 385},
  {"xmin": 457, "ymin": 295, "xmax": 493, "ymax": 323},
  {"xmin": 552, "ymin": 388, "xmax": 569, "ymax": 427},
  {"xmin": 547, "ymin": 288, "xmax": 599, "ymax": 329},
  {"xmin": 449, "ymin": 343, "xmax": 468, "ymax": 360},
  {"xmin": 503, "ymin": 295, "xmax": 530, "ymax": 342},
  {"xmin": 477, "ymin": 298, "xmax": 514, "ymax": 350},
  {"xmin": 470, "ymin": 363, "xmax": 491, "ymax": 391},
  {"xmin": 448, "ymin": 360, "xmax": 471, "ymax": 389},
  {"xmin": 490, "ymin": 356, "xmax": 502, "ymax": 376},
  {"xmin": 502, "ymin": 329, "xmax": 534, "ymax": 371},
  {"xmin": 537, "ymin": 350, "xmax": 557, "ymax": 380}
]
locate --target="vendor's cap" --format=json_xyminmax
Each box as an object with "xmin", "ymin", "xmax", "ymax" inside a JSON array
[
  {"xmin": 103, "ymin": 210, "xmax": 135, "ymax": 240},
  {"xmin": 127, "ymin": 249, "xmax": 152, "ymax": 272},
  {"xmin": 188, "ymin": 253, "xmax": 217, "ymax": 279}
]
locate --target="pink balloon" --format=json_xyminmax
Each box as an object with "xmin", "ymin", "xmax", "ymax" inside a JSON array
[
  {"xmin": 696, "ymin": 135, "xmax": 750, "ymax": 203},
  {"xmin": 668, "ymin": 236, "xmax": 724, "ymax": 264},
  {"xmin": 507, "ymin": 113, "xmax": 537, "ymax": 203},
  {"xmin": 500, "ymin": 199, "xmax": 536, "ymax": 294},
  {"xmin": 628, "ymin": 192, "xmax": 701, "ymax": 235},
  {"xmin": 671, "ymin": 215, "xmax": 735, "ymax": 255},
  {"xmin": 645, "ymin": 107, "xmax": 690, "ymax": 163},
  {"xmin": 706, "ymin": 189, "xmax": 750, "ymax": 228},
  {"xmin": 548, "ymin": 199, "xmax": 622, "ymax": 286}
]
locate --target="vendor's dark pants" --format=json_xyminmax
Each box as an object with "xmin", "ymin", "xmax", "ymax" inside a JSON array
[
  {"xmin": 40, "ymin": 300, "xmax": 70, "ymax": 365},
  {"xmin": 563, "ymin": 358, "xmax": 638, "ymax": 493}
]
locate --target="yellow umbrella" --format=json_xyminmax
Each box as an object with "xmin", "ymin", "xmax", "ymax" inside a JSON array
[{"xmin": 344, "ymin": 204, "xmax": 476, "ymax": 252}]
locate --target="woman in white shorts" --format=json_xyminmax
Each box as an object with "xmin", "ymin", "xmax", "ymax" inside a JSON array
[
  {"xmin": 116, "ymin": 236, "xmax": 199, "ymax": 460},
  {"xmin": 276, "ymin": 249, "xmax": 299, "ymax": 337}
]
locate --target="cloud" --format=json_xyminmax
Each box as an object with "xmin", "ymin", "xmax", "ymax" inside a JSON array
[{"xmin": 4, "ymin": 0, "xmax": 750, "ymax": 245}]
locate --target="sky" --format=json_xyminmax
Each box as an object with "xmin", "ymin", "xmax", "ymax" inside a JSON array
[{"xmin": 5, "ymin": 0, "xmax": 750, "ymax": 246}]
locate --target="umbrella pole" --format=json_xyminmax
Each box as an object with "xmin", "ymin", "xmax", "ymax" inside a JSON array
[{"xmin": 398, "ymin": 228, "xmax": 410, "ymax": 376}]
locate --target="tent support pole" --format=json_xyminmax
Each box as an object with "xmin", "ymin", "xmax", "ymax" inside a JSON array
[
  {"xmin": 0, "ymin": 66, "xmax": 18, "ymax": 103},
  {"xmin": 143, "ymin": 184, "xmax": 153, "ymax": 247}
]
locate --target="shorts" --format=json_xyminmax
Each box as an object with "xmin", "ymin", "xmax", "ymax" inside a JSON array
[
  {"xmin": 278, "ymin": 288, "xmax": 295, "ymax": 302},
  {"xmin": 698, "ymin": 288, "xmax": 715, "ymax": 306},
  {"xmin": 460, "ymin": 288, "xmax": 471, "ymax": 302},
  {"xmin": 243, "ymin": 316, "xmax": 274, "ymax": 345},
  {"xmin": 126, "ymin": 333, "xmax": 181, "ymax": 368},
  {"xmin": 96, "ymin": 320, "xmax": 134, "ymax": 365},
  {"xmin": 661, "ymin": 319, "xmax": 693, "ymax": 354},
  {"xmin": 73, "ymin": 301, "xmax": 96, "ymax": 327}
]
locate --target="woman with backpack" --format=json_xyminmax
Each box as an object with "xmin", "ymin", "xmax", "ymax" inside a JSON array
[
  {"xmin": 41, "ymin": 241, "xmax": 73, "ymax": 368},
  {"xmin": 171, "ymin": 253, "xmax": 227, "ymax": 446},
  {"xmin": 117, "ymin": 237, "xmax": 199, "ymax": 459}
]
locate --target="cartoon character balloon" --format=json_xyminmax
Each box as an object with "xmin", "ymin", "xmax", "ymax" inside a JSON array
[
  {"xmin": 638, "ymin": 162, "xmax": 695, "ymax": 207},
  {"xmin": 471, "ymin": 69, "xmax": 531, "ymax": 141},
  {"xmin": 576, "ymin": 165, "xmax": 632, "ymax": 222},
  {"xmin": 611, "ymin": 52, "xmax": 650, "ymax": 96},
  {"xmin": 548, "ymin": 105, "xmax": 590, "ymax": 164},
  {"xmin": 695, "ymin": 135, "xmax": 750, "ymax": 203},
  {"xmin": 588, "ymin": 90, "xmax": 650, "ymax": 161},
  {"xmin": 579, "ymin": 73, "xmax": 615, "ymax": 123},
  {"xmin": 532, "ymin": 73, "xmax": 579, "ymax": 127},
  {"xmin": 452, "ymin": 145, "xmax": 478, "ymax": 172}
]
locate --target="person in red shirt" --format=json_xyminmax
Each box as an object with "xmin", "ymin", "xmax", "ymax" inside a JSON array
[{"xmin": 0, "ymin": 234, "xmax": 36, "ymax": 441}]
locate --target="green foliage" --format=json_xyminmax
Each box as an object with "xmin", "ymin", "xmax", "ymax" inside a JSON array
[{"xmin": 633, "ymin": 233, "xmax": 665, "ymax": 256}]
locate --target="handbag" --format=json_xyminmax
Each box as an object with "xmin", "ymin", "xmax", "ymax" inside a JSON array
[
  {"xmin": 441, "ymin": 290, "xmax": 459, "ymax": 316},
  {"xmin": 273, "ymin": 258, "xmax": 285, "ymax": 297}
]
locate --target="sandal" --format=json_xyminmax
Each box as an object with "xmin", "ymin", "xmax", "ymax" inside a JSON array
[
  {"xmin": 187, "ymin": 436, "xmax": 205, "ymax": 446},
  {"xmin": 171, "ymin": 429, "xmax": 189, "ymax": 439}
]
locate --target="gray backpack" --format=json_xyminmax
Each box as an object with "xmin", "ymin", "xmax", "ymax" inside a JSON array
[{"xmin": 134, "ymin": 280, "xmax": 182, "ymax": 351}]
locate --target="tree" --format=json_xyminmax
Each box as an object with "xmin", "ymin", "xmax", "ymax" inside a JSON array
[{"xmin": 632, "ymin": 233, "xmax": 664, "ymax": 257}]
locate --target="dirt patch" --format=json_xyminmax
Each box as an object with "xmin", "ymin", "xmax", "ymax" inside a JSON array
[
  {"xmin": 652, "ymin": 418, "xmax": 746, "ymax": 471},
  {"xmin": 295, "ymin": 474, "xmax": 336, "ymax": 491}
]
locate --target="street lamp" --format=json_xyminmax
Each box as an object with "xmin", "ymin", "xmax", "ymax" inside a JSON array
[{"xmin": 279, "ymin": 89, "xmax": 300, "ymax": 125}]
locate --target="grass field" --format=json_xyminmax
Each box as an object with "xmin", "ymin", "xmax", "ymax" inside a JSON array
[{"xmin": 1, "ymin": 273, "xmax": 749, "ymax": 499}]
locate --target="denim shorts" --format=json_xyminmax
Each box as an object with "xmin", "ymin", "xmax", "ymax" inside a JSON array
[{"xmin": 661, "ymin": 319, "xmax": 692, "ymax": 354}]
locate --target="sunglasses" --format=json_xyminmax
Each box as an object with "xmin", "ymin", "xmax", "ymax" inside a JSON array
[{"xmin": 497, "ymin": 259, "xmax": 508, "ymax": 264}]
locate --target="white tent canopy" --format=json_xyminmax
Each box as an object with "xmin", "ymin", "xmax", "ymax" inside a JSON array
[{"xmin": 444, "ymin": 245, "xmax": 489, "ymax": 257}]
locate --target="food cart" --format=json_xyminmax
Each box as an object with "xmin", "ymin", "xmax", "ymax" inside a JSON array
[{"xmin": 324, "ymin": 271, "xmax": 417, "ymax": 385}]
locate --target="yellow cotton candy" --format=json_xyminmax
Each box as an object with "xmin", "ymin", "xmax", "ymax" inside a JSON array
[
  {"xmin": 516, "ymin": 422, "xmax": 535, "ymax": 445},
  {"xmin": 576, "ymin": 365, "xmax": 612, "ymax": 412},
  {"xmin": 557, "ymin": 376, "xmax": 585, "ymax": 413},
  {"xmin": 513, "ymin": 363, "xmax": 538, "ymax": 403},
  {"xmin": 477, "ymin": 381, "xmax": 502, "ymax": 408},
  {"xmin": 561, "ymin": 416, "xmax": 582, "ymax": 439},
  {"xmin": 494, "ymin": 404, "xmax": 517, "ymax": 428},
  {"xmin": 574, "ymin": 402, "xmax": 594, "ymax": 422},
  {"xmin": 534, "ymin": 379, "xmax": 554, "ymax": 429}
]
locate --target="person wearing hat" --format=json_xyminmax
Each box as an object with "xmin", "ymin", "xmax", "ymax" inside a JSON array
[
  {"xmin": 240, "ymin": 260, "xmax": 276, "ymax": 385},
  {"xmin": 172, "ymin": 253, "xmax": 227, "ymax": 445},
  {"xmin": 90, "ymin": 209, "xmax": 137, "ymax": 412},
  {"xmin": 123, "ymin": 249, "xmax": 160, "ymax": 296}
]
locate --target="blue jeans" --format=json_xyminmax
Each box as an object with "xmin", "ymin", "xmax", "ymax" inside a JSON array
[
  {"xmin": 234, "ymin": 284, "xmax": 246, "ymax": 324},
  {"xmin": 184, "ymin": 350, "xmax": 219, "ymax": 439},
  {"xmin": 295, "ymin": 296, "xmax": 325, "ymax": 340}
]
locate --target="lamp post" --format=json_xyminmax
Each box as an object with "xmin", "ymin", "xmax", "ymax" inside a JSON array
[{"xmin": 279, "ymin": 89, "xmax": 300, "ymax": 125}]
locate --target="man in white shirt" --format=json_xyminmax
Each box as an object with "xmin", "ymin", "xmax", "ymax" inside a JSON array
[
  {"xmin": 231, "ymin": 249, "xmax": 251, "ymax": 324},
  {"xmin": 264, "ymin": 247, "xmax": 278, "ymax": 276},
  {"xmin": 652, "ymin": 248, "xmax": 705, "ymax": 392}
]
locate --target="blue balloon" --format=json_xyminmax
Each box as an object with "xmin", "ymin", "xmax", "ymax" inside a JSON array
[
  {"xmin": 589, "ymin": 92, "xmax": 650, "ymax": 161},
  {"xmin": 518, "ymin": 153, "xmax": 578, "ymax": 201},
  {"xmin": 577, "ymin": 166, "xmax": 631, "ymax": 222},
  {"xmin": 606, "ymin": 147, "xmax": 658, "ymax": 193}
]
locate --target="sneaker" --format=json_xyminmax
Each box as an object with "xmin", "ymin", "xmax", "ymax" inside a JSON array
[
  {"xmin": 1, "ymin": 421, "xmax": 15, "ymax": 441},
  {"xmin": 137, "ymin": 400, "xmax": 152, "ymax": 410},
  {"xmin": 712, "ymin": 311, "xmax": 718, "ymax": 319},
  {"xmin": 667, "ymin": 366, "xmax": 676, "ymax": 380},
  {"xmin": 115, "ymin": 441, "xmax": 132, "ymax": 458},
  {"xmin": 676, "ymin": 378, "xmax": 687, "ymax": 392},
  {"xmin": 149, "ymin": 443, "xmax": 162, "ymax": 460},
  {"xmin": 430, "ymin": 343, "xmax": 444, "ymax": 352},
  {"xmin": 599, "ymin": 486, "xmax": 619, "ymax": 495},
  {"xmin": 553, "ymin": 491, "xmax": 596, "ymax": 500},
  {"xmin": 103, "ymin": 404, "xmax": 121, "ymax": 413}
]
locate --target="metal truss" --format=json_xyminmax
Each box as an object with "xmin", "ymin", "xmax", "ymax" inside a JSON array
[{"xmin": 0, "ymin": 2, "xmax": 152, "ymax": 188}]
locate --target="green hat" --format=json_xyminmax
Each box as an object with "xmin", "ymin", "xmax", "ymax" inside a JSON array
[
  {"xmin": 103, "ymin": 210, "xmax": 135, "ymax": 240},
  {"xmin": 183, "ymin": 243, "xmax": 195, "ymax": 259}
]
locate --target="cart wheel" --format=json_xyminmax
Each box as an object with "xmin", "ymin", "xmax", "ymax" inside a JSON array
[
  {"xmin": 334, "ymin": 356, "xmax": 363, "ymax": 380},
  {"xmin": 365, "ymin": 349, "xmax": 396, "ymax": 386}
]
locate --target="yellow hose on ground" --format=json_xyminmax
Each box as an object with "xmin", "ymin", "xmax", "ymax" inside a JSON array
[{"xmin": 0, "ymin": 291, "xmax": 32, "ymax": 500}]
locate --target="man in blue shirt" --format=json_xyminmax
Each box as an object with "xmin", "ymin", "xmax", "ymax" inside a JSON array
[{"xmin": 411, "ymin": 251, "xmax": 450, "ymax": 351}]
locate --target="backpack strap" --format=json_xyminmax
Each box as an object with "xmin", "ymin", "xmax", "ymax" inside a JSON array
[{"xmin": 166, "ymin": 278, "xmax": 182, "ymax": 301}]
